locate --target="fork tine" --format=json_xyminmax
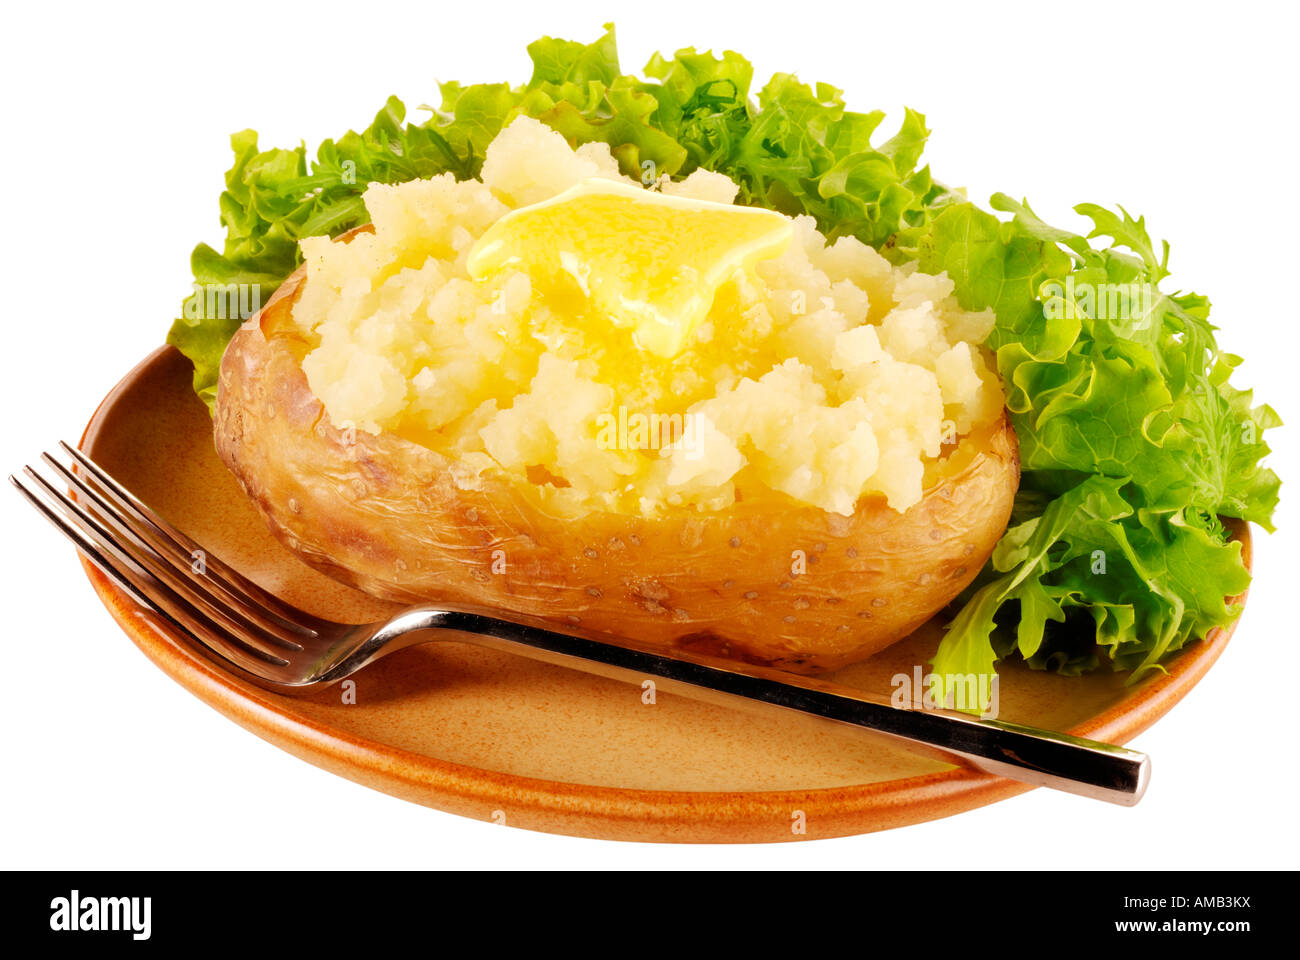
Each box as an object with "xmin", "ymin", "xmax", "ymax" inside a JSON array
[
  {"xmin": 13, "ymin": 473, "xmax": 169, "ymax": 615},
  {"xmin": 17, "ymin": 464, "xmax": 293, "ymax": 672},
  {"xmin": 58, "ymin": 442, "xmax": 319, "ymax": 636},
  {"xmin": 42, "ymin": 451, "xmax": 303, "ymax": 651},
  {"xmin": 11, "ymin": 472, "xmax": 289, "ymax": 680}
]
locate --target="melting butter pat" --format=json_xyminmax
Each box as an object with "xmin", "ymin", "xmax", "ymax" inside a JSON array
[{"xmin": 466, "ymin": 178, "xmax": 792, "ymax": 358}]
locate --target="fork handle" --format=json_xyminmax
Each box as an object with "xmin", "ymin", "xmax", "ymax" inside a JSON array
[{"xmin": 378, "ymin": 608, "xmax": 1150, "ymax": 805}]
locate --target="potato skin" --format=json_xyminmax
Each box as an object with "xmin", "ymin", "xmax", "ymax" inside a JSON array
[{"xmin": 214, "ymin": 262, "xmax": 1019, "ymax": 673}]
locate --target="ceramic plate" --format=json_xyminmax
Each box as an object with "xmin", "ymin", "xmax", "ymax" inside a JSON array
[{"xmin": 75, "ymin": 346, "xmax": 1251, "ymax": 842}]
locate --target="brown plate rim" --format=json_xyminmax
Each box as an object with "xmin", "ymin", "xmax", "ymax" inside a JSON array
[{"xmin": 75, "ymin": 346, "xmax": 1252, "ymax": 842}]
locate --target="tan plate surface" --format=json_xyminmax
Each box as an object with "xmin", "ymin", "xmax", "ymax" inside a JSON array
[{"xmin": 77, "ymin": 346, "xmax": 1251, "ymax": 843}]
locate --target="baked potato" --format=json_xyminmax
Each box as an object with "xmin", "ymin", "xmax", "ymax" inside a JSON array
[
  {"xmin": 213, "ymin": 118, "xmax": 1020, "ymax": 673},
  {"xmin": 215, "ymin": 267, "xmax": 1018, "ymax": 674}
]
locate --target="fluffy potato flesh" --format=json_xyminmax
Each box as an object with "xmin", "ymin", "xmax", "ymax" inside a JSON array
[{"xmin": 214, "ymin": 117, "xmax": 1020, "ymax": 672}]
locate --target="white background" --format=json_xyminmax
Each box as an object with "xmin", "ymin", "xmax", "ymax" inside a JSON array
[{"xmin": 2, "ymin": 0, "xmax": 1296, "ymax": 869}]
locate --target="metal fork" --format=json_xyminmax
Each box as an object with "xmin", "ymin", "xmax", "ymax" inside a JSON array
[{"xmin": 13, "ymin": 442, "xmax": 1150, "ymax": 805}]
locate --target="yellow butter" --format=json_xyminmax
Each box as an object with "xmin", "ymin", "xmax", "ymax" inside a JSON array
[{"xmin": 467, "ymin": 178, "xmax": 792, "ymax": 358}]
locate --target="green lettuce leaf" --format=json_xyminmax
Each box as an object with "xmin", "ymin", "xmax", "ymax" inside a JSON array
[
  {"xmin": 166, "ymin": 25, "xmax": 1280, "ymax": 700},
  {"xmin": 924, "ymin": 198, "xmax": 1279, "ymax": 709},
  {"xmin": 168, "ymin": 23, "xmax": 949, "ymax": 405}
]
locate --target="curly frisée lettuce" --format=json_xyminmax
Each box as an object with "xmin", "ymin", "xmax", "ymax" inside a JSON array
[
  {"xmin": 168, "ymin": 23, "xmax": 952, "ymax": 407},
  {"xmin": 922, "ymin": 198, "xmax": 1279, "ymax": 705},
  {"xmin": 167, "ymin": 24, "xmax": 1280, "ymax": 701}
]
